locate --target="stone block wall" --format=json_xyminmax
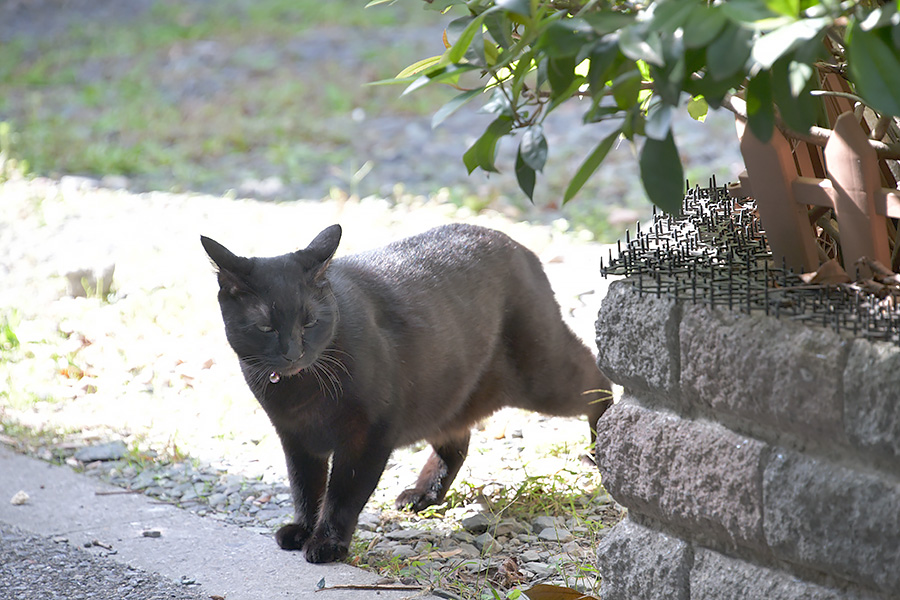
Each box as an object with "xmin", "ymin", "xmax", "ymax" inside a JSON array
[{"xmin": 594, "ymin": 281, "xmax": 900, "ymax": 599}]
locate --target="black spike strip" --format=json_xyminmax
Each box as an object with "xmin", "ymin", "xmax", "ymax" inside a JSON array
[{"xmin": 601, "ymin": 178, "xmax": 900, "ymax": 344}]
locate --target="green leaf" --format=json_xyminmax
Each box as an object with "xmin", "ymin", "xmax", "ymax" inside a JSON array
[
  {"xmin": 402, "ymin": 64, "xmax": 478, "ymax": 95},
  {"xmin": 847, "ymin": 22, "xmax": 900, "ymax": 118},
  {"xmin": 511, "ymin": 50, "xmax": 536, "ymax": 97},
  {"xmin": 751, "ymin": 17, "xmax": 829, "ymax": 70},
  {"xmin": 431, "ymin": 87, "xmax": 485, "ymax": 129},
  {"xmin": 583, "ymin": 11, "xmax": 635, "ymax": 35},
  {"xmin": 497, "ymin": 0, "xmax": 531, "ymax": 17},
  {"xmin": 639, "ymin": 131, "xmax": 684, "ymax": 215},
  {"xmin": 480, "ymin": 87, "xmax": 514, "ymax": 117},
  {"xmin": 564, "ymin": 128, "xmax": 621, "ymax": 203},
  {"xmin": 650, "ymin": 31, "xmax": 685, "ymax": 105},
  {"xmin": 719, "ymin": 0, "xmax": 792, "ymax": 30},
  {"xmin": 650, "ymin": 0, "xmax": 696, "ymax": 33},
  {"xmin": 683, "ymin": 5, "xmax": 728, "ymax": 49},
  {"xmin": 395, "ymin": 55, "xmax": 443, "ymax": 79},
  {"xmin": 746, "ymin": 71, "xmax": 775, "ymax": 143},
  {"xmin": 539, "ymin": 18, "xmax": 593, "ymax": 58},
  {"xmin": 447, "ymin": 15, "xmax": 486, "ymax": 63},
  {"xmin": 462, "ymin": 116, "xmax": 513, "ymax": 174},
  {"xmin": 706, "ymin": 22, "xmax": 753, "ymax": 81},
  {"xmin": 618, "ymin": 25, "xmax": 665, "ymax": 66},
  {"xmin": 687, "ymin": 96, "xmax": 709, "ymax": 122},
  {"xmin": 547, "ymin": 56, "xmax": 577, "ymax": 100},
  {"xmin": 771, "ymin": 59, "xmax": 816, "ymax": 132},
  {"xmin": 611, "ymin": 69, "xmax": 642, "ymax": 109},
  {"xmin": 587, "ymin": 38, "xmax": 620, "ymax": 91},
  {"xmin": 520, "ymin": 125, "xmax": 548, "ymax": 171},
  {"xmin": 684, "ymin": 69, "xmax": 746, "ymax": 108},
  {"xmin": 645, "ymin": 102, "xmax": 673, "ymax": 141},
  {"xmin": 484, "ymin": 10, "xmax": 513, "ymax": 49},
  {"xmin": 515, "ymin": 147, "xmax": 536, "ymax": 201},
  {"xmin": 764, "ymin": 0, "xmax": 799, "ymax": 17}
]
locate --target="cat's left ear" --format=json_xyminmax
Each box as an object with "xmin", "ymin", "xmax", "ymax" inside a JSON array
[{"xmin": 302, "ymin": 224, "xmax": 342, "ymax": 280}]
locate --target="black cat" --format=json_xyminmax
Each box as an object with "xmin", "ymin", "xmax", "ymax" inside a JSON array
[{"xmin": 201, "ymin": 223, "xmax": 611, "ymax": 563}]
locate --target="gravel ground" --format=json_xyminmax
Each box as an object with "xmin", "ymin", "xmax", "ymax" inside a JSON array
[
  {"xmin": 0, "ymin": 522, "xmax": 205, "ymax": 600},
  {"xmin": 0, "ymin": 174, "xmax": 623, "ymax": 597}
]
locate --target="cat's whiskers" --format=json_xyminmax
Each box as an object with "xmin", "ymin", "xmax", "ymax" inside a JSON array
[
  {"xmin": 240, "ymin": 355, "xmax": 279, "ymax": 391},
  {"xmin": 305, "ymin": 349, "xmax": 348, "ymax": 401}
]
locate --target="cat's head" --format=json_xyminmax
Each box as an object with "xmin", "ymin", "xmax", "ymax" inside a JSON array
[{"xmin": 200, "ymin": 225, "xmax": 342, "ymax": 382}]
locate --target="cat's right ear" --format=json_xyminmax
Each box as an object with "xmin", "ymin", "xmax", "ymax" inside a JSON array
[{"xmin": 200, "ymin": 236, "xmax": 251, "ymax": 296}]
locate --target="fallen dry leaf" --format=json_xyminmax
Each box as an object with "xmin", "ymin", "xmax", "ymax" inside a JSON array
[
  {"xmin": 522, "ymin": 583, "xmax": 599, "ymax": 600},
  {"xmin": 799, "ymin": 259, "xmax": 850, "ymax": 285}
]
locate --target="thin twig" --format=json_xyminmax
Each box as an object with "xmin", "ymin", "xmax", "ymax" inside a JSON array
[{"xmin": 315, "ymin": 583, "xmax": 424, "ymax": 593}]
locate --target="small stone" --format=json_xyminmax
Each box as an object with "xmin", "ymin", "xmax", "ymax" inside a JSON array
[
  {"xmin": 206, "ymin": 493, "xmax": 227, "ymax": 507},
  {"xmin": 562, "ymin": 540, "xmax": 581, "ymax": 555},
  {"xmin": 357, "ymin": 511, "xmax": 380, "ymax": 531},
  {"xmin": 385, "ymin": 528, "xmax": 423, "ymax": 541},
  {"xmin": 142, "ymin": 530, "xmax": 162, "ymax": 538},
  {"xmin": 74, "ymin": 441, "xmax": 128, "ymax": 462},
  {"xmin": 495, "ymin": 518, "xmax": 528, "ymax": 537},
  {"xmin": 532, "ymin": 516, "xmax": 560, "ymax": 532},
  {"xmin": 390, "ymin": 544, "xmax": 416, "ymax": 559},
  {"xmin": 10, "ymin": 490, "xmax": 29, "ymax": 505},
  {"xmin": 457, "ymin": 542, "xmax": 480, "ymax": 558},
  {"xmin": 524, "ymin": 561, "xmax": 555, "ymax": 577},
  {"xmin": 538, "ymin": 527, "xmax": 574, "ymax": 543},
  {"xmin": 473, "ymin": 532, "xmax": 501, "ymax": 554},
  {"xmin": 520, "ymin": 549, "xmax": 543, "ymax": 562},
  {"xmin": 461, "ymin": 513, "xmax": 492, "ymax": 534},
  {"xmin": 451, "ymin": 531, "xmax": 475, "ymax": 544}
]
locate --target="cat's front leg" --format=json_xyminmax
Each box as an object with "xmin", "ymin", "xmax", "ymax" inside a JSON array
[
  {"xmin": 274, "ymin": 435, "xmax": 328, "ymax": 551},
  {"xmin": 303, "ymin": 440, "xmax": 393, "ymax": 563}
]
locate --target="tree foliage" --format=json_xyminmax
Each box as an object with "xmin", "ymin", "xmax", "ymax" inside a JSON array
[{"xmin": 375, "ymin": 0, "xmax": 900, "ymax": 213}]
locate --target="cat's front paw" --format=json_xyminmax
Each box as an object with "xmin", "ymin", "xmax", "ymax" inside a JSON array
[
  {"xmin": 303, "ymin": 536, "xmax": 348, "ymax": 564},
  {"xmin": 275, "ymin": 523, "xmax": 312, "ymax": 550},
  {"xmin": 395, "ymin": 487, "xmax": 439, "ymax": 512}
]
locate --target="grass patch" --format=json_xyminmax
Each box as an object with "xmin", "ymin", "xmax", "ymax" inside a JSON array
[{"xmin": 0, "ymin": 0, "xmax": 453, "ymax": 188}]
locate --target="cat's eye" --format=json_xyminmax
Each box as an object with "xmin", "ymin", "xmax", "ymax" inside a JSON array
[
  {"xmin": 256, "ymin": 323, "xmax": 274, "ymax": 333},
  {"xmin": 304, "ymin": 319, "xmax": 318, "ymax": 329}
]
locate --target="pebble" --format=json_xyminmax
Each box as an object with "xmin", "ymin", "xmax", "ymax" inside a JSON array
[
  {"xmin": 537, "ymin": 527, "xmax": 574, "ymax": 543},
  {"xmin": 74, "ymin": 440, "xmax": 128, "ymax": 462},
  {"xmin": 461, "ymin": 512, "xmax": 492, "ymax": 534},
  {"xmin": 10, "ymin": 490, "xmax": 29, "ymax": 506}
]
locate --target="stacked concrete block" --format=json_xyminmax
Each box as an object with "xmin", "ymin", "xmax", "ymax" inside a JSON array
[{"xmin": 594, "ymin": 281, "xmax": 900, "ymax": 599}]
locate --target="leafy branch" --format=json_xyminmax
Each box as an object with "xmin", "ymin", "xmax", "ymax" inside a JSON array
[{"xmin": 374, "ymin": 0, "xmax": 900, "ymax": 213}]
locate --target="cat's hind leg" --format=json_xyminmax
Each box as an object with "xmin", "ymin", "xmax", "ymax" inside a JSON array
[{"xmin": 395, "ymin": 432, "xmax": 471, "ymax": 512}]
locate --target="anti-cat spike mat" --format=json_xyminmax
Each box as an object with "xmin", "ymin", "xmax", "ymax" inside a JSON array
[{"xmin": 601, "ymin": 177, "xmax": 900, "ymax": 345}]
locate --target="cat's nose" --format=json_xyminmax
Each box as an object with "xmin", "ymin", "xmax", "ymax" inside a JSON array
[{"xmin": 283, "ymin": 339, "xmax": 304, "ymax": 362}]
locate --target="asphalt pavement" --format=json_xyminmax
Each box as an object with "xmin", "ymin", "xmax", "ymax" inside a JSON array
[{"xmin": 0, "ymin": 445, "xmax": 438, "ymax": 599}]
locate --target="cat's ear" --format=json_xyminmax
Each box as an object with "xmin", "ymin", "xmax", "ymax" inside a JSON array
[
  {"xmin": 201, "ymin": 236, "xmax": 251, "ymax": 296},
  {"xmin": 302, "ymin": 225, "xmax": 342, "ymax": 280}
]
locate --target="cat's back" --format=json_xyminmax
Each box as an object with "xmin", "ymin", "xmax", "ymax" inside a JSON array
[{"xmin": 338, "ymin": 223, "xmax": 535, "ymax": 286}]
